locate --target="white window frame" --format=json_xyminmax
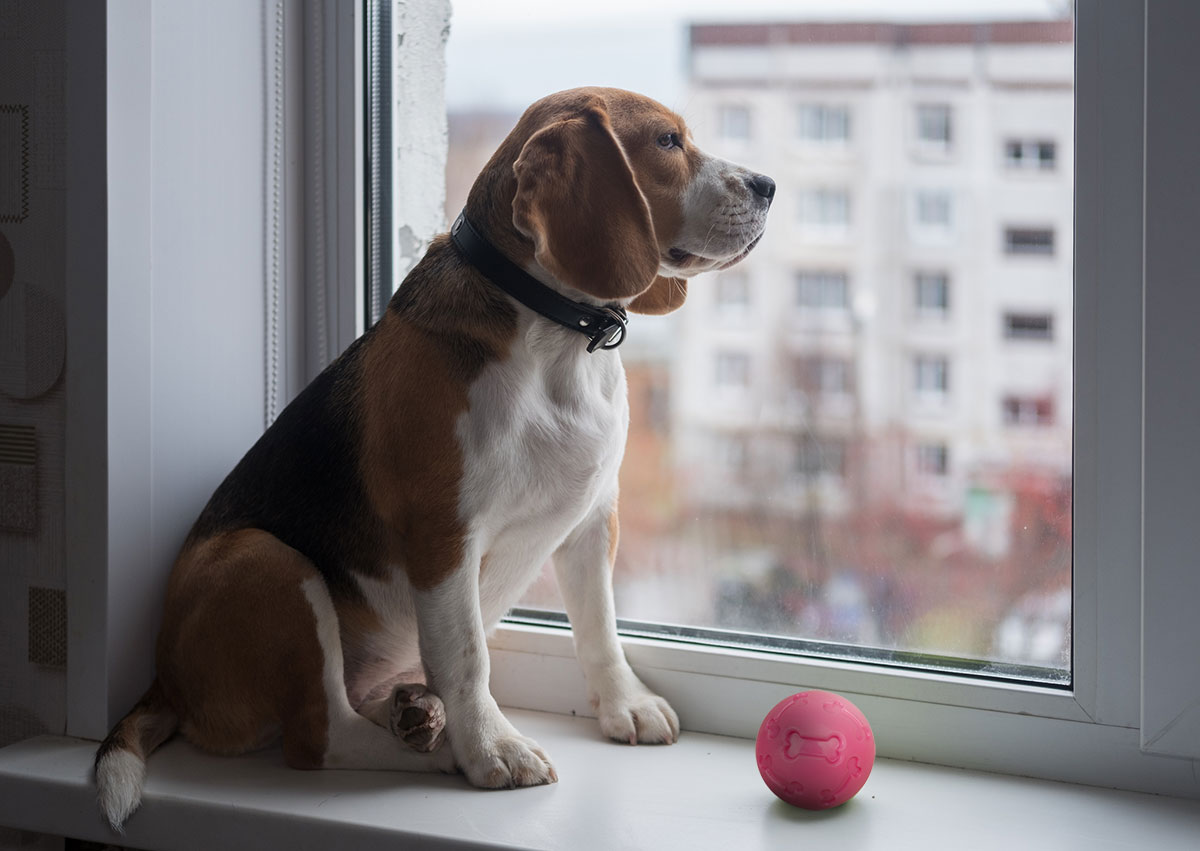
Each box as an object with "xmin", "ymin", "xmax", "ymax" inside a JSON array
[{"xmin": 64, "ymin": 0, "xmax": 1200, "ymax": 799}]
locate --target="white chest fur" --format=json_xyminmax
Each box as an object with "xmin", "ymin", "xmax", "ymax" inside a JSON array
[
  {"xmin": 345, "ymin": 320, "xmax": 629, "ymax": 704},
  {"xmin": 457, "ymin": 321, "xmax": 629, "ymax": 624}
]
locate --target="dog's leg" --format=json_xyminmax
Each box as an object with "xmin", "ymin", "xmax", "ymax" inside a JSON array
[
  {"xmin": 414, "ymin": 553, "xmax": 557, "ymax": 788},
  {"xmin": 357, "ymin": 683, "xmax": 446, "ymax": 753},
  {"xmin": 554, "ymin": 502, "xmax": 681, "ymax": 745},
  {"xmin": 295, "ymin": 577, "xmax": 455, "ymax": 773}
]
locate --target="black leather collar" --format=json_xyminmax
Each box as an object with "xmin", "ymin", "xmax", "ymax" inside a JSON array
[{"xmin": 450, "ymin": 211, "xmax": 627, "ymax": 353}]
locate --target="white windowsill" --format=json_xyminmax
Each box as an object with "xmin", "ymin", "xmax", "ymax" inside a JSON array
[{"xmin": 1, "ymin": 709, "xmax": 1198, "ymax": 851}]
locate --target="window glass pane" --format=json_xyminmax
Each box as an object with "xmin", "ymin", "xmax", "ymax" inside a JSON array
[
  {"xmin": 916, "ymin": 103, "xmax": 953, "ymax": 147},
  {"xmin": 798, "ymin": 104, "xmax": 851, "ymax": 143},
  {"xmin": 446, "ymin": 2, "xmax": 1073, "ymax": 683}
]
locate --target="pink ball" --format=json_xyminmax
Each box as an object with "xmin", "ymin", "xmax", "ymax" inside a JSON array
[{"xmin": 755, "ymin": 690, "xmax": 875, "ymax": 810}]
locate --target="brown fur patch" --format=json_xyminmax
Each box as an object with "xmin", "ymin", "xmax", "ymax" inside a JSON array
[
  {"xmin": 155, "ymin": 529, "xmax": 332, "ymax": 768},
  {"xmin": 360, "ymin": 239, "xmax": 517, "ymax": 591}
]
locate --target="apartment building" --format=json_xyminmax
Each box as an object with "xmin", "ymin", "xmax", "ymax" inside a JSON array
[{"xmin": 677, "ymin": 20, "xmax": 1074, "ymax": 552}]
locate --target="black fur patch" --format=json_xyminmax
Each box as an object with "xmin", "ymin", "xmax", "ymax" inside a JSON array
[{"xmin": 186, "ymin": 334, "xmax": 383, "ymax": 603}]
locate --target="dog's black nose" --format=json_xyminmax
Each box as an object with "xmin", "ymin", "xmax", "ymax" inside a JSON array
[{"xmin": 747, "ymin": 173, "xmax": 776, "ymax": 200}]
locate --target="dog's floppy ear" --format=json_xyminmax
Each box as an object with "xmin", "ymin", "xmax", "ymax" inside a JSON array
[
  {"xmin": 628, "ymin": 275, "xmax": 688, "ymax": 314},
  {"xmin": 512, "ymin": 101, "xmax": 661, "ymax": 302}
]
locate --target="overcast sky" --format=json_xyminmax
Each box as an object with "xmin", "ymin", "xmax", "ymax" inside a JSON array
[{"xmin": 445, "ymin": 0, "xmax": 1070, "ymax": 112}]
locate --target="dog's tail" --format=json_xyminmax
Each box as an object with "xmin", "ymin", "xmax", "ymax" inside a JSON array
[{"xmin": 94, "ymin": 680, "xmax": 179, "ymax": 832}]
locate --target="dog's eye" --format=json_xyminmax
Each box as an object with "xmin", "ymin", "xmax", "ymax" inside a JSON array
[{"xmin": 657, "ymin": 132, "xmax": 682, "ymax": 150}]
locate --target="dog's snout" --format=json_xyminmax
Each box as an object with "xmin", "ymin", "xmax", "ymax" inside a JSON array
[{"xmin": 746, "ymin": 173, "xmax": 776, "ymax": 201}]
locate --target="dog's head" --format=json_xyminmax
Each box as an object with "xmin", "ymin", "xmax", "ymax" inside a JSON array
[{"xmin": 464, "ymin": 87, "xmax": 774, "ymax": 315}]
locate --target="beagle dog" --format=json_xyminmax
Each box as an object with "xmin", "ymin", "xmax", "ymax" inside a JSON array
[{"xmin": 95, "ymin": 87, "xmax": 773, "ymax": 830}]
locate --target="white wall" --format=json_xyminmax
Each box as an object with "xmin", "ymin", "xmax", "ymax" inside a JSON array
[{"xmin": 67, "ymin": 0, "xmax": 271, "ymax": 738}]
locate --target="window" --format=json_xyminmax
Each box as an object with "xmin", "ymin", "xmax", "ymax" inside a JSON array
[
  {"xmin": 1005, "ymin": 139, "xmax": 1057, "ymax": 170},
  {"xmin": 715, "ymin": 271, "xmax": 750, "ymax": 310},
  {"xmin": 915, "ymin": 442, "xmax": 949, "ymax": 476},
  {"xmin": 716, "ymin": 432, "xmax": 750, "ymax": 474},
  {"xmin": 795, "ymin": 271, "xmax": 849, "ymax": 311},
  {"xmin": 467, "ymin": 6, "xmax": 1077, "ymax": 695},
  {"xmin": 1003, "ymin": 396, "xmax": 1055, "ymax": 426},
  {"xmin": 797, "ymin": 188, "xmax": 850, "ymax": 233},
  {"xmin": 914, "ymin": 272, "xmax": 950, "ymax": 317},
  {"xmin": 718, "ymin": 104, "xmax": 751, "ymax": 140},
  {"xmin": 715, "ymin": 351, "xmax": 751, "ymax": 388},
  {"xmin": 816, "ymin": 358, "xmax": 852, "ymax": 395},
  {"xmin": 914, "ymin": 354, "xmax": 950, "ymax": 395},
  {"xmin": 49, "ymin": 0, "xmax": 1200, "ymax": 816},
  {"xmin": 1005, "ymin": 227, "xmax": 1056, "ymax": 256},
  {"xmin": 914, "ymin": 190, "xmax": 953, "ymax": 231},
  {"xmin": 57, "ymin": 0, "xmax": 1200, "ymax": 805},
  {"xmin": 792, "ymin": 356, "xmax": 854, "ymax": 396},
  {"xmin": 797, "ymin": 104, "xmax": 850, "ymax": 143},
  {"xmin": 915, "ymin": 103, "xmax": 953, "ymax": 150},
  {"xmin": 794, "ymin": 437, "xmax": 846, "ymax": 478},
  {"xmin": 1004, "ymin": 312, "xmax": 1054, "ymax": 341}
]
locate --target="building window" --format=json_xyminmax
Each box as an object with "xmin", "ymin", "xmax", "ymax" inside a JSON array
[
  {"xmin": 1004, "ymin": 312, "xmax": 1054, "ymax": 341},
  {"xmin": 915, "ymin": 442, "xmax": 950, "ymax": 476},
  {"xmin": 1002, "ymin": 396, "xmax": 1055, "ymax": 426},
  {"xmin": 795, "ymin": 271, "xmax": 850, "ymax": 311},
  {"xmin": 817, "ymin": 358, "xmax": 852, "ymax": 395},
  {"xmin": 718, "ymin": 104, "xmax": 751, "ymax": 140},
  {"xmin": 1005, "ymin": 227, "xmax": 1055, "ymax": 256},
  {"xmin": 798, "ymin": 188, "xmax": 850, "ymax": 231},
  {"xmin": 914, "ymin": 355, "xmax": 950, "ymax": 395},
  {"xmin": 715, "ymin": 351, "xmax": 751, "ymax": 388},
  {"xmin": 1005, "ymin": 139, "xmax": 1057, "ymax": 170},
  {"xmin": 915, "ymin": 103, "xmax": 953, "ymax": 149},
  {"xmin": 715, "ymin": 271, "xmax": 750, "ymax": 310},
  {"xmin": 792, "ymin": 356, "xmax": 854, "ymax": 396},
  {"xmin": 795, "ymin": 437, "xmax": 847, "ymax": 478},
  {"xmin": 914, "ymin": 272, "xmax": 951, "ymax": 317},
  {"xmin": 716, "ymin": 432, "xmax": 749, "ymax": 473},
  {"xmin": 797, "ymin": 104, "xmax": 850, "ymax": 143},
  {"xmin": 915, "ymin": 190, "xmax": 953, "ymax": 228}
]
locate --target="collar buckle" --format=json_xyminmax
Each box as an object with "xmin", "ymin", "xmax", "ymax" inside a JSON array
[{"xmin": 585, "ymin": 307, "xmax": 628, "ymax": 353}]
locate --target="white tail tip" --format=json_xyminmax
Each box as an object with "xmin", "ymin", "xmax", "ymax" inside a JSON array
[{"xmin": 96, "ymin": 749, "xmax": 145, "ymax": 833}]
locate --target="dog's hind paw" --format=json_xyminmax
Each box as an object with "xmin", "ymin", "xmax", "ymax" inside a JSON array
[{"xmin": 388, "ymin": 683, "xmax": 447, "ymax": 752}]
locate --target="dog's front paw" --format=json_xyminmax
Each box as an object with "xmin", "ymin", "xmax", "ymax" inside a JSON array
[
  {"xmin": 388, "ymin": 683, "xmax": 446, "ymax": 753},
  {"xmin": 595, "ymin": 686, "xmax": 680, "ymax": 745},
  {"xmin": 457, "ymin": 730, "xmax": 557, "ymax": 789}
]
